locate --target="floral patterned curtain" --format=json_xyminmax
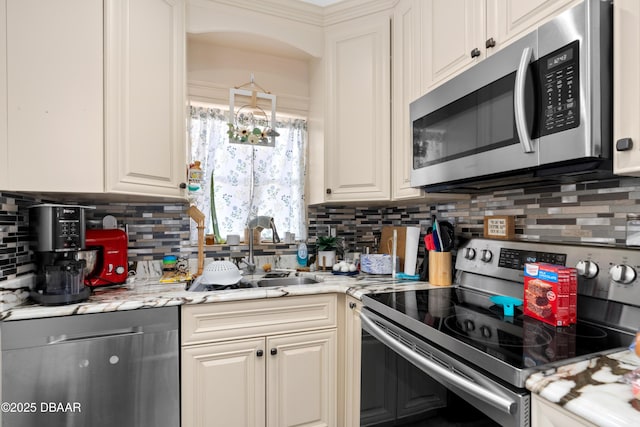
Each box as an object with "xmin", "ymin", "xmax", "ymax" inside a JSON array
[{"xmin": 188, "ymin": 105, "xmax": 307, "ymax": 243}]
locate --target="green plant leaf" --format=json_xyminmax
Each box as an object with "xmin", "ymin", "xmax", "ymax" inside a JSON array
[
  {"xmin": 209, "ymin": 173, "xmax": 223, "ymax": 243},
  {"xmin": 316, "ymin": 236, "xmax": 343, "ymax": 255}
]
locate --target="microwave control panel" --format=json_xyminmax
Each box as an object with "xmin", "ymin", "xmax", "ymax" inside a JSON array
[{"xmin": 539, "ymin": 40, "xmax": 580, "ymax": 136}]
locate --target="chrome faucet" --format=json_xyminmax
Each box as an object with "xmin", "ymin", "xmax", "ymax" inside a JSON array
[{"xmin": 244, "ymin": 216, "xmax": 280, "ymax": 273}]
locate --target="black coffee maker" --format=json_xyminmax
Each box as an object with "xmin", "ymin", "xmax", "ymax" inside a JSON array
[{"xmin": 29, "ymin": 204, "xmax": 92, "ymax": 305}]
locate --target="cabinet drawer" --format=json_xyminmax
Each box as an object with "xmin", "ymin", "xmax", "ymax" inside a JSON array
[{"xmin": 182, "ymin": 295, "xmax": 337, "ymax": 345}]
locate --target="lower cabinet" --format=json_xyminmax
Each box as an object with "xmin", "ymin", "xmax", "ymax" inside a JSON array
[
  {"xmin": 181, "ymin": 295, "xmax": 337, "ymax": 427},
  {"xmin": 531, "ymin": 394, "xmax": 597, "ymax": 427},
  {"xmin": 342, "ymin": 296, "xmax": 363, "ymax": 427}
]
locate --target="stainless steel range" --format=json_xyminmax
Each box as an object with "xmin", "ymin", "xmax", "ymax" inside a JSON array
[{"xmin": 360, "ymin": 239, "xmax": 639, "ymax": 427}]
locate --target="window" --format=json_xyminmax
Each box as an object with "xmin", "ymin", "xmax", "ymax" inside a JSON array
[{"xmin": 188, "ymin": 105, "xmax": 307, "ymax": 244}]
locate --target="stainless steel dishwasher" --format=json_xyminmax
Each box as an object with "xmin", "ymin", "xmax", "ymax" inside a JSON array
[{"xmin": 0, "ymin": 306, "xmax": 179, "ymax": 427}]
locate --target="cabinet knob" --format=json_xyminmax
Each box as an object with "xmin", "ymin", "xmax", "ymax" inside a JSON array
[
  {"xmin": 349, "ymin": 302, "xmax": 356, "ymax": 309},
  {"xmin": 179, "ymin": 182, "xmax": 187, "ymax": 189},
  {"xmin": 326, "ymin": 188, "xmax": 332, "ymax": 195},
  {"xmin": 270, "ymin": 348, "xmax": 278, "ymax": 356},
  {"xmin": 616, "ymin": 138, "xmax": 633, "ymax": 151},
  {"xmin": 470, "ymin": 48, "xmax": 481, "ymax": 58},
  {"xmin": 485, "ymin": 38, "xmax": 496, "ymax": 49},
  {"xmin": 257, "ymin": 350, "xmax": 264, "ymax": 357}
]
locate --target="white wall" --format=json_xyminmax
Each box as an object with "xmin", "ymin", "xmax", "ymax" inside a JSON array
[
  {"xmin": 186, "ymin": 0, "xmax": 327, "ymax": 207},
  {"xmin": 187, "ymin": 37, "xmax": 312, "ymax": 117},
  {"xmin": 187, "ymin": 0, "xmax": 324, "ymax": 57}
]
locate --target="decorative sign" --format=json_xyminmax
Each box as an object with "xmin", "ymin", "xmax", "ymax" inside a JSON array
[{"xmin": 484, "ymin": 215, "xmax": 515, "ymax": 240}]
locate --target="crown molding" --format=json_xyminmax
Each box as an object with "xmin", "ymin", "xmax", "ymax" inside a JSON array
[
  {"xmin": 188, "ymin": 0, "xmax": 395, "ymax": 27},
  {"xmin": 322, "ymin": 0, "xmax": 394, "ymax": 25}
]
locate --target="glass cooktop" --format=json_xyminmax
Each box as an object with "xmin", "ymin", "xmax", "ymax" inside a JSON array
[{"xmin": 363, "ymin": 287, "xmax": 634, "ymax": 371}]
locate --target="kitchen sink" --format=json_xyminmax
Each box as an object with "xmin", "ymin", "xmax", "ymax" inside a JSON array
[
  {"xmin": 187, "ymin": 274, "xmax": 322, "ymax": 291},
  {"xmin": 254, "ymin": 276, "xmax": 321, "ymax": 287}
]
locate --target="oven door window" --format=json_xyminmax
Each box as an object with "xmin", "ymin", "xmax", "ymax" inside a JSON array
[
  {"xmin": 361, "ymin": 329, "xmax": 501, "ymax": 426},
  {"xmin": 412, "ymin": 71, "xmax": 536, "ymax": 169}
]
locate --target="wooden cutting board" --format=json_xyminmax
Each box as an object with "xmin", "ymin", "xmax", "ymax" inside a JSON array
[{"xmin": 379, "ymin": 226, "xmax": 407, "ymax": 270}]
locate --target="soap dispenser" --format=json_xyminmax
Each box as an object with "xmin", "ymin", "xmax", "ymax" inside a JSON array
[{"xmin": 296, "ymin": 242, "xmax": 308, "ymax": 267}]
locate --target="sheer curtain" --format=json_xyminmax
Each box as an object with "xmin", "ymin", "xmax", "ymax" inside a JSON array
[{"xmin": 189, "ymin": 105, "xmax": 307, "ymax": 243}]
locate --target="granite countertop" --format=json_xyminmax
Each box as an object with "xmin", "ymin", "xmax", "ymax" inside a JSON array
[
  {"xmin": 5, "ymin": 272, "xmax": 640, "ymax": 427},
  {"xmin": 526, "ymin": 349, "xmax": 640, "ymax": 427},
  {"xmin": 0, "ymin": 272, "xmax": 434, "ymax": 322}
]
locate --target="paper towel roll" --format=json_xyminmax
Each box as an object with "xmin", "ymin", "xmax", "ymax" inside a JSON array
[{"xmin": 404, "ymin": 226, "xmax": 420, "ymax": 275}]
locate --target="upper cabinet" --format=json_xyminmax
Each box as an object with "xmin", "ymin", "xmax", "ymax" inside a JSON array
[
  {"xmin": 421, "ymin": 0, "xmax": 485, "ymax": 91},
  {"xmin": 0, "ymin": 0, "xmax": 10, "ymax": 188},
  {"xmin": 0, "ymin": 0, "xmax": 186, "ymax": 199},
  {"xmin": 421, "ymin": 0, "xmax": 580, "ymax": 91},
  {"xmin": 324, "ymin": 11, "xmax": 391, "ymax": 203},
  {"xmin": 614, "ymin": 0, "xmax": 640, "ymax": 176},
  {"xmin": 104, "ymin": 0, "xmax": 187, "ymax": 198},
  {"xmin": 391, "ymin": 0, "xmax": 423, "ymax": 201},
  {"xmin": 3, "ymin": 0, "xmax": 104, "ymax": 193}
]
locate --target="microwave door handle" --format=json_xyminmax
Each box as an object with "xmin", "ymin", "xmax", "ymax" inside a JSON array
[{"xmin": 514, "ymin": 47, "xmax": 534, "ymax": 153}]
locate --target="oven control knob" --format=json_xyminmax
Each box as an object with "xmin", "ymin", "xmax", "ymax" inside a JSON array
[
  {"xmin": 480, "ymin": 249, "xmax": 493, "ymax": 263},
  {"xmin": 610, "ymin": 264, "xmax": 637, "ymax": 284},
  {"xmin": 576, "ymin": 260, "xmax": 599, "ymax": 279},
  {"xmin": 464, "ymin": 248, "xmax": 476, "ymax": 260}
]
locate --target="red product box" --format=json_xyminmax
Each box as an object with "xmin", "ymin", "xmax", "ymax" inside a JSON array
[{"xmin": 524, "ymin": 263, "xmax": 577, "ymax": 327}]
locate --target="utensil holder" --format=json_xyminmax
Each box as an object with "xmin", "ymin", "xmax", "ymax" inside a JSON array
[{"xmin": 429, "ymin": 251, "xmax": 452, "ymax": 286}]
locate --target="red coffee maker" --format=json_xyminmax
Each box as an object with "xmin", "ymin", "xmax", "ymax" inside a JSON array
[{"xmin": 84, "ymin": 229, "xmax": 128, "ymax": 286}]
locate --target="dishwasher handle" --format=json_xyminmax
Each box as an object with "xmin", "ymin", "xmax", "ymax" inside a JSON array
[
  {"xmin": 48, "ymin": 327, "xmax": 143, "ymax": 344},
  {"xmin": 360, "ymin": 310, "xmax": 517, "ymax": 416}
]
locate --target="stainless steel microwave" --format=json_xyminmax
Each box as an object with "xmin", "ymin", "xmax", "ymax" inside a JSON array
[{"xmin": 410, "ymin": 0, "xmax": 612, "ymax": 192}]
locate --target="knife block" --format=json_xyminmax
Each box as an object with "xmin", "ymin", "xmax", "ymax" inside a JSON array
[{"xmin": 429, "ymin": 251, "xmax": 452, "ymax": 286}]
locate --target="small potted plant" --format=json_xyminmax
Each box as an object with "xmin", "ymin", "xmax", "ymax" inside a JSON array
[{"xmin": 316, "ymin": 236, "xmax": 343, "ymax": 268}]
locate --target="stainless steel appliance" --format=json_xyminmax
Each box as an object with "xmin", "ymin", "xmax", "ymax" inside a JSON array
[
  {"xmin": 360, "ymin": 239, "xmax": 639, "ymax": 426},
  {"xmin": 29, "ymin": 204, "xmax": 93, "ymax": 305},
  {"xmin": 410, "ymin": 0, "xmax": 613, "ymax": 192},
  {"xmin": 0, "ymin": 307, "xmax": 179, "ymax": 427}
]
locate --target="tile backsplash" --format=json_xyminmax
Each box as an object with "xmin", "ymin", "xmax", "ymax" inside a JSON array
[
  {"xmin": 309, "ymin": 177, "xmax": 640, "ymax": 251},
  {"xmin": 2, "ymin": 176, "xmax": 640, "ymax": 282}
]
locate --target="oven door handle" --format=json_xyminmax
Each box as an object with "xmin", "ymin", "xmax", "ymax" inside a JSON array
[
  {"xmin": 360, "ymin": 311, "xmax": 517, "ymax": 416},
  {"xmin": 514, "ymin": 46, "xmax": 535, "ymax": 154}
]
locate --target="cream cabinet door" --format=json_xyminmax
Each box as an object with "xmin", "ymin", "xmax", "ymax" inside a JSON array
[
  {"xmin": 531, "ymin": 394, "xmax": 597, "ymax": 427},
  {"xmin": 104, "ymin": 0, "xmax": 186, "ymax": 198},
  {"xmin": 267, "ymin": 329, "xmax": 337, "ymax": 427},
  {"xmin": 4, "ymin": 0, "xmax": 104, "ymax": 192},
  {"xmin": 342, "ymin": 297, "xmax": 362, "ymax": 427},
  {"xmin": 421, "ymin": 0, "xmax": 485, "ymax": 92},
  {"xmin": 182, "ymin": 337, "xmax": 266, "ymax": 427},
  {"xmin": 487, "ymin": 0, "xmax": 580, "ymax": 54},
  {"xmin": 614, "ymin": 0, "xmax": 640, "ymax": 176},
  {"xmin": 324, "ymin": 12, "xmax": 391, "ymax": 202},
  {"xmin": 0, "ymin": 0, "xmax": 7, "ymax": 188},
  {"xmin": 422, "ymin": 0, "xmax": 579, "ymax": 92},
  {"xmin": 392, "ymin": 0, "xmax": 423, "ymax": 201}
]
